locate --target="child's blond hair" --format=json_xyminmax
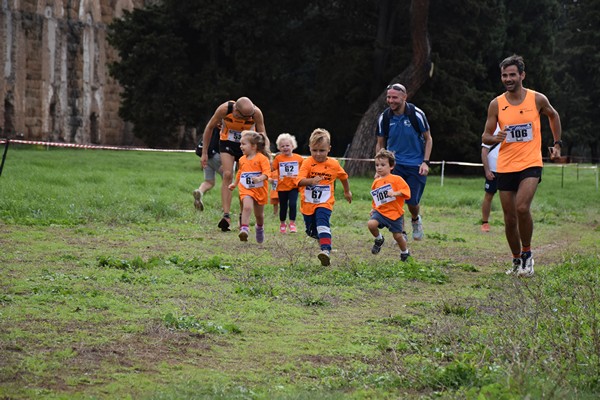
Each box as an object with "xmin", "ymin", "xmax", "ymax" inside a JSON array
[
  {"xmin": 308, "ymin": 128, "xmax": 331, "ymax": 148},
  {"xmin": 374, "ymin": 149, "xmax": 396, "ymax": 168},
  {"xmin": 276, "ymin": 133, "xmax": 298, "ymax": 150},
  {"xmin": 242, "ymin": 130, "xmax": 271, "ymax": 160}
]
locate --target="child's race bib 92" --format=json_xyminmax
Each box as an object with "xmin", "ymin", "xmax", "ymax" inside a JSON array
[
  {"xmin": 241, "ymin": 172, "xmax": 263, "ymax": 189},
  {"xmin": 279, "ymin": 161, "xmax": 299, "ymax": 178},
  {"xmin": 304, "ymin": 185, "xmax": 331, "ymax": 204},
  {"xmin": 504, "ymin": 123, "xmax": 533, "ymax": 143},
  {"xmin": 371, "ymin": 184, "xmax": 396, "ymax": 207}
]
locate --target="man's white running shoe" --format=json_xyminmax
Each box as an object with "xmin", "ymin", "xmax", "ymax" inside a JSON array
[
  {"xmin": 412, "ymin": 215, "xmax": 424, "ymax": 240},
  {"xmin": 506, "ymin": 258, "xmax": 522, "ymax": 275},
  {"xmin": 518, "ymin": 253, "xmax": 535, "ymax": 277}
]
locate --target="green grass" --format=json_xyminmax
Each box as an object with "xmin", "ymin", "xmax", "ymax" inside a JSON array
[{"xmin": 0, "ymin": 147, "xmax": 599, "ymax": 399}]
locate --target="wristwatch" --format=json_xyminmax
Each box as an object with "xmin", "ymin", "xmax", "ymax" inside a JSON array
[
  {"xmin": 423, "ymin": 160, "xmax": 431, "ymax": 166},
  {"xmin": 554, "ymin": 140, "xmax": 563, "ymax": 147}
]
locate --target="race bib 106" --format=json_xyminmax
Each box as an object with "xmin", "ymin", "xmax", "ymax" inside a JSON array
[
  {"xmin": 371, "ymin": 184, "xmax": 396, "ymax": 207},
  {"xmin": 504, "ymin": 123, "xmax": 533, "ymax": 143},
  {"xmin": 240, "ymin": 172, "xmax": 263, "ymax": 189},
  {"xmin": 279, "ymin": 161, "xmax": 299, "ymax": 178},
  {"xmin": 304, "ymin": 185, "xmax": 331, "ymax": 204}
]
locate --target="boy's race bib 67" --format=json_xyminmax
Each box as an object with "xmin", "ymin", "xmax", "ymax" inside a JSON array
[
  {"xmin": 279, "ymin": 161, "xmax": 299, "ymax": 178},
  {"xmin": 504, "ymin": 123, "xmax": 533, "ymax": 143},
  {"xmin": 371, "ymin": 184, "xmax": 396, "ymax": 207},
  {"xmin": 304, "ymin": 185, "xmax": 331, "ymax": 204},
  {"xmin": 228, "ymin": 129, "xmax": 242, "ymax": 142},
  {"xmin": 241, "ymin": 172, "xmax": 263, "ymax": 189}
]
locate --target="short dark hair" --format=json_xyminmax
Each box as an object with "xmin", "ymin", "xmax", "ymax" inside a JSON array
[
  {"xmin": 500, "ymin": 54, "xmax": 525, "ymax": 74},
  {"xmin": 374, "ymin": 149, "xmax": 396, "ymax": 167}
]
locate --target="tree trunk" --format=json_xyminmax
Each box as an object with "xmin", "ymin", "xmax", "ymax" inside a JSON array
[{"xmin": 345, "ymin": 0, "xmax": 432, "ymax": 176}]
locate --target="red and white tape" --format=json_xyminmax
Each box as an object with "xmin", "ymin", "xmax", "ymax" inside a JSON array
[{"xmin": 0, "ymin": 139, "xmax": 194, "ymax": 153}]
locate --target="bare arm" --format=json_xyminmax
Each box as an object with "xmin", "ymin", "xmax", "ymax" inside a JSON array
[
  {"xmin": 375, "ymin": 136, "xmax": 385, "ymax": 154},
  {"xmin": 340, "ymin": 178, "xmax": 352, "ymax": 203},
  {"xmin": 481, "ymin": 146, "xmax": 494, "ymax": 180},
  {"xmin": 482, "ymin": 99, "xmax": 505, "ymax": 145},
  {"xmin": 201, "ymin": 103, "xmax": 227, "ymax": 166},
  {"xmin": 419, "ymin": 130, "xmax": 433, "ymax": 175},
  {"xmin": 298, "ymin": 176, "xmax": 322, "ymax": 187},
  {"xmin": 252, "ymin": 107, "xmax": 270, "ymax": 149},
  {"xmin": 537, "ymin": 92, "xmax": 562, "ymax": 159}
]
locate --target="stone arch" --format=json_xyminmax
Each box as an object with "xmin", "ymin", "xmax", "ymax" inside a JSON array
[
  {"xmin": 78, "ymin": 0, "xmax": 100, "ymax": 23},
  {"xmin": 37, "ymin": 0, "xmax": 64, "ymax": 18}
]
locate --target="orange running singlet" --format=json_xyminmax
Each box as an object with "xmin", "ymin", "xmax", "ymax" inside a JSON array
[{"xmin": 496, "ymin": 89, "xmax": 543, "ymax": 173}]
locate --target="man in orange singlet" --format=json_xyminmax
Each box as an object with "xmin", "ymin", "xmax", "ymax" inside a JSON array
[
  {"xmin": 482, "ymin": 54, "xmax": 562, "ymax": 277},
  {"xmin": 201, "ymin": 97, "xmax": 268, "ymax": 231}
]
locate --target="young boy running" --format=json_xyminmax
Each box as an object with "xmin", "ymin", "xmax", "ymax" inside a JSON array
[
  {"xmin": 368, "ymin": 149, "xmax": 412, "ymax": 261},
  {"xmin": 297, "ymin": 128, "xmax": 352, "ymax": 266}
]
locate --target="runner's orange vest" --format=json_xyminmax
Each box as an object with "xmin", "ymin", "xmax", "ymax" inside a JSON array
[
  {"xmin": 220, "ymin": 101, "xmax": 256, "ymax": 142},
  {"xmin": 496, "ymin": 89, "xmax": 543, "ymax": 173}
]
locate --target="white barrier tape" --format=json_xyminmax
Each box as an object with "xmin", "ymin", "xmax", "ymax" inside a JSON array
[
  {"xmin": 1, "ymin": 139, "xmax": 597, "ymax": 169},
  {"xmin": 0, "ymin": 139, "xmax": 194, "ymax": 153}
]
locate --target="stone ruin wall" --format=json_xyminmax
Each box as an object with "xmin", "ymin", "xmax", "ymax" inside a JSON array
[{"xmin": 1, "ymin": 0, "xmax": 149, "ymax": 145}]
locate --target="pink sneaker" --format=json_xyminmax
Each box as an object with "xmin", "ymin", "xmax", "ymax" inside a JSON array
[
  {"xmin": 289, "ymin": 222, "xmax": 297, "ymax": 233},
  {"xmin": 280, "ymin": 222, "xmax": 287, "ymax": 234}
]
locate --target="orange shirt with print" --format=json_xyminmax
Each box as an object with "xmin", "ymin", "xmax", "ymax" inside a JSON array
[
  {"xmin": 297, "ymin": 156, "xmax": 348, "ymax": 215},
  {"xmin": 371, "ymin": 174, "xmax": 411, "ymax": 221},
  {"xmin": 496, "ymin": 89, "xmax": 543, "ymax": 173},
  {"xmin": 235, "ymin": 153, "xmax": 271, "ymax": 205},
  {"xmin": 269, "ymin": 170, "xmax": 279, "ymax": 203},
  {"xmin": 272, "ymin": 153, "xmax": 304, "ymax": 191}
]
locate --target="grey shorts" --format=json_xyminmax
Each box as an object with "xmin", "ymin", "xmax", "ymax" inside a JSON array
[
  {"xmin": 370, "ymin": 210, "xmax": 405, "ymax": 233},
  {"xmin": 204, "ymin": 153, "xmax": 223, "ymax": 182}
]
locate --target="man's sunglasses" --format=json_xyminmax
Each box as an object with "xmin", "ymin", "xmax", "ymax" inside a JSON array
[{"xmin": 386, "ymin": 84, "xmax": 406, "ymax": 93}]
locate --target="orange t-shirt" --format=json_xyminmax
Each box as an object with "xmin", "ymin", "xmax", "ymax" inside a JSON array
[
  {"xmin": 496, "ymin": 89, "xmax": 543, "ymax": 173},
  {"xmin": 235, "ymin": 153, "xmax": 271, "ymax": 205},
  {"xmin": 297, "ymin": 156, "xmax": 348, "ymax": 215},
  {"xmin": 220, "ymin": 101, "xmax": 256, "ymax": 143},
  {"xmin": 269, "ymin": 170, "xmax": 279, "ymax": 202},
  {"xmin": 272, "ymin": 153, "xmax": 304, "ymax": 191},
  {"xmin": 371, "ymin": 174, "xmax": 411, "ymax": 220}
]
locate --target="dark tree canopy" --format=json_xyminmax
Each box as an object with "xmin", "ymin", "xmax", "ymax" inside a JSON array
[{"xmin": 108, "ymin": 0, "xmax": 599, "ymax": 165}]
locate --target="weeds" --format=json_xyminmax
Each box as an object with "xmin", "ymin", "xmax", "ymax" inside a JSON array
[{"xmin": 1, "ymin": 148, "xmax": 599, "ymax": 399}]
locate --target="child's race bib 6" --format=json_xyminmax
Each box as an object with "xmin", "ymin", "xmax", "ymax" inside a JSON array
[
  {"xmin": 504, "ymin": 123, "xmax": 533, "ymax": 143},
  {"xmin": 371, "ymin": 184, "xmax": 396, "ymax": 207},
  {"xmin": 271, "ymin": 179, "xmax": 278, "ymax": 190},
  {"xmin": 227, "ymin": 129, "xmax": 242, "ymax": 142},
  {"xmin": 241, "ymin": 172, "xmax": 263, "ymax": 189},
  {"xmin": 279, "ymin": 161, "xmax": 299, "ymax": 178},
  {"xmin": 304, "ymin": 185, "xmax": 331, "ymax": 204}
]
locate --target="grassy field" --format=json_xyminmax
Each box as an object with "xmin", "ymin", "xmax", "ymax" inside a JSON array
[{"xmin": 1, "ymin": 147, "xmax": 599, "ymax": 399}]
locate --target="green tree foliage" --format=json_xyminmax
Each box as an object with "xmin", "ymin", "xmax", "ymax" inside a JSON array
[
  {"xmin": 554, "ymin": 0, "xmax": 600, "ymax": 162},
  {"xmin": 108, "ymin": 0, "xmax": 597, "ymax": 163},
  {"xmin": 109, "ymin": 0, "xmax": 376, "ymax": 150}
]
